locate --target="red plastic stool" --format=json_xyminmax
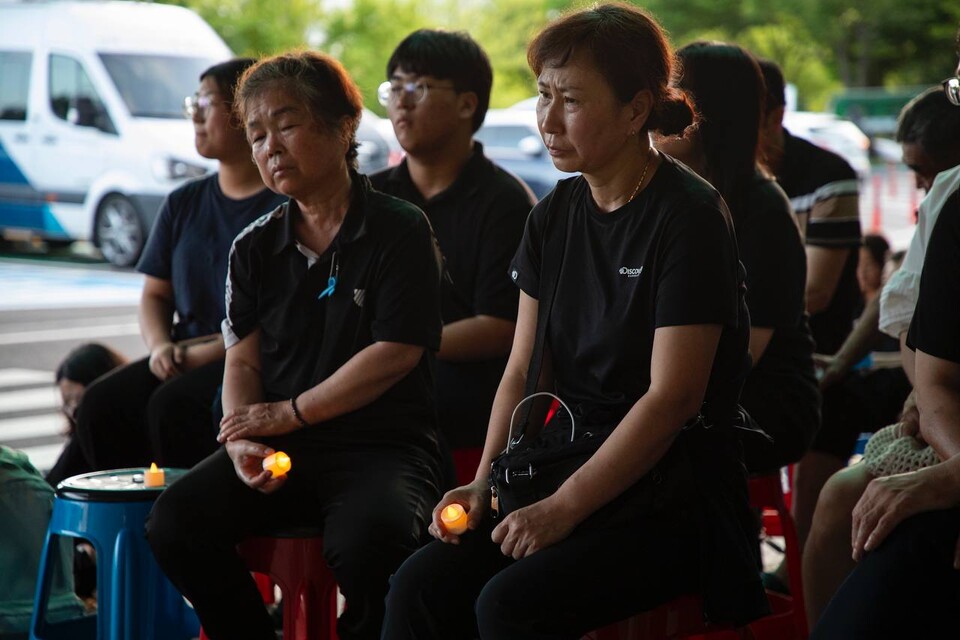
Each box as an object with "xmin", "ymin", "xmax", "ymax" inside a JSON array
[
  {"xmin": 199, "ymin": 532, "xmax": 339, "ymax": 640},
  {"xmin": 748, "ymin": 473, "xmax": 808, "ymax": 640},
  {"xmin": 583, "ymin": 594, "xmax": 747, "ymax": 639}
]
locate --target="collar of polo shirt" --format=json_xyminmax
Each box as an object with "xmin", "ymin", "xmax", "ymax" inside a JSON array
[{"xmin": 271, "ymin": 171, "xmax": 370, "ymax": 256}]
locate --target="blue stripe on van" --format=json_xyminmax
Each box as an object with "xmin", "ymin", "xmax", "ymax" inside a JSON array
[{"xmin": 0, "ymin": 139, "xmax": 68, "ymax": 235}]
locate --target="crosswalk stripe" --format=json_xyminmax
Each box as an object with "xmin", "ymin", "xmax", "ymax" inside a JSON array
[
  {"xmin": 0, "ymin": 414, "xmax": 64, "ymax": 440},
  {"xmin": 7, "ymin": 442, "xmax": 67, "ymax": 474},
  {"xmin": 0, "ymin": 369, "xmax": 63, "ymax": 473},
  {"xmin": 0, "ymin": 369, "xmax": 53, "ymax": 385},
  {"xmin": 0, "ymin": 387, "xmax": 60, "ymax": 413},
  {"xmin": 0, "ymin": 323, "xmax": 141, "ymax": 346}
]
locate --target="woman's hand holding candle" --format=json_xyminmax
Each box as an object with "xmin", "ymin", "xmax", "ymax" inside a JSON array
[
  {"xmin": 225, "ymin": 439, "xmax": 287, "ymax": 494},
  {"xmin": 440, "ymin": 503, "xmax": 469, "ymax": 535}
]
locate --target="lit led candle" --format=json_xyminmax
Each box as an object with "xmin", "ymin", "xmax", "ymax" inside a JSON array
[
  {"xmin": 262, "ymin": 451, "xmax": 291, "ymax": 478},
  {"xmin": 440, "ymin": 503, "xmax": 468, "ymax": 535},
  {"xmin": 144, "ymin": 463, "xmax": 165, "ymax": 487}
]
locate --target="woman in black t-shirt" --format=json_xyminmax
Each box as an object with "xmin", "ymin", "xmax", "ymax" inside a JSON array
[
  {"xmin": 382, "ymin": 7, "xmax": 768, "ymax": 639},
  {"xmin": 654, "ymin": 41, "xmax": 820, "ymax": 472}
]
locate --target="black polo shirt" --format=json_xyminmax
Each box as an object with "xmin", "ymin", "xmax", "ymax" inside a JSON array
[
  {"xmin": 222, "ymin": 174, "xmax": 442, "ymax": 447},
  {"xmin": 510, "ymin": 155, "xmax": 750, "ymax": 424},
  {"xmin": 776, "ymin": 129, "xmax": 863, "ymax": 354},
  {"xmin": 370, "ymin": 143, "xmax": 535, "ymax": 448},
  {"xmin": 907, "ymin": 189, "xmax": 960, "ymax": 364}
]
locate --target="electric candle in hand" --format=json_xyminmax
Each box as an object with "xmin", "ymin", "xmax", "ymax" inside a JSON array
[
  {"xmin": 262, "ymin": 451, "xmax": 291, "ymax": 478},
  {"xmin": 144, "ymin": 463, "xmax": 165, "ymax": 487},
  {"xmin": 440, "ymin": 503, "xmax": 468, "ymax": 535}
]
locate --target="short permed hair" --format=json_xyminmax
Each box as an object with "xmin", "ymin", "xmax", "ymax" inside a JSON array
[
  {"xmin": 386, "ymin": 29, "xmax": 493, "ymax": 133},
  {"xmin": 235, "ymin": 50, "xmax": 363, "ymax": 169},
  {"xmin": 526, "ymin": 3, "xmax": 695, "ymax": 136}
]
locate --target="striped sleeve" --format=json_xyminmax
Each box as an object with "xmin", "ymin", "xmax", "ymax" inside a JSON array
[{"xmin": 790, "ymin": 179, "xmax": 862, "ymax": 248}]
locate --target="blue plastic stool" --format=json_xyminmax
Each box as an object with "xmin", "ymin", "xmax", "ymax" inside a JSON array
[{"xmin": 29, "ymin": 468, "xmax": 198, "ymax": 640}]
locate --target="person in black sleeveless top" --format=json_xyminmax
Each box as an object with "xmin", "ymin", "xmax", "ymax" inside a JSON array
[{"xmin": 381, "ymin": 6, "xmax": 768, "ymax": 639}]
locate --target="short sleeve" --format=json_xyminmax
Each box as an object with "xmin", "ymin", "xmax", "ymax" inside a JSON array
[
  {"xmin": 509, "ymin": 183, "xmax": 566, "ymax": 299},
  {"xmin": 738, "ymin": 181, "xmax": 806, "ymax": 328},
  {"xmin": 472, "ymin": 189, "xmax": 532, "ymax": 320},
  {"xmin": 370, "ymin": 211, "xmax": 443, "ymax": 349},
  {"xmin": 907, "ymin": 191, "xmax": 960, "ymax": 363},
  {"xmin": 136, "ymin": 193, "xmax": 175, "ymax": 279},
  {"xmin": 221, "ymin": 232, "xmax": 259, "ymax": 349},
  {"xmin": 655, "ymin": 199, "xmax": 739, "ymax": 328}
]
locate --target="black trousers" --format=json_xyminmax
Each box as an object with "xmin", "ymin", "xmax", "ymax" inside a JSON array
[
  {"xmin": 811, "ymin": 508, "xmax": 960, "ymax": 638},
  {"xmin": 147, "ymin": 441, "xmax": 440, "ymax": 640},
  {"xmin": 73, "ymin": 357, "xmax": 223, "ymax": 469},
  {"xmin": 381, "ymin": 514, "xmax": 700, "ymax": 640}
]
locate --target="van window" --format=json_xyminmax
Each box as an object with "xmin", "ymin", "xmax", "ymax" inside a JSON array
[
  {"xmin": 99, "ymin": 54, "xmax": 218, "ymax": 119},
  {"xmin": 49, "ymin": 54, "xmax": 114, "ymax": 132},
  {"xmin": 0, "ymin": 51, "xmax": 31, "ymax": 121}
]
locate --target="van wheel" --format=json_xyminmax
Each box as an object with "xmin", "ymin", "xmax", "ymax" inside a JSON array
[{"xmin": 95, "ymin": 195, "xmax": 144, "ymax": 268}]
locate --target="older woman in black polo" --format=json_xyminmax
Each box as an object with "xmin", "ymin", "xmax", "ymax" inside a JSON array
[{"xmin": 147, "ymin": 51, "xmax": 444, "ymax": 640}]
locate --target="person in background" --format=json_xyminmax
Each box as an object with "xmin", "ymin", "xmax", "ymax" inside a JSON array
[
  {"xmin": 856, "ymin": 233, "xmax": 889, "ymax": 303},
  {"xmin": 46, "ymin": 343, "xmax": 127, "ymax": 488},
  {"xmin": 371, "ymin": 30, "xmax": 535, "ymax": 485},
  {"xmin": 148, "ymin": 50, "xmax": 444, "ymax": 640},
  {"xmin": 0, "ymin": 446, "xmax": 85, "ymax": 636},
  {"xmin": 811, "ymin": 57, "xmax": 960, "ymax": 635},
  {"xmin": 802, "ymin": 82, "xmax": 960, "ymax": 627},
  {"xmin": 382, "ymin": 6, "xmax": 767, "ymax": 638},
  {"xmin": 73, "ymin": 58, "xmax": 286, "ymax": 470},
  {"xmin": 758, "ymin": 58, "xmax": 866, "ymax": 591},
  {"xmin": 655, "ymin": 41, "xmax": 819, "ymax": 474}
]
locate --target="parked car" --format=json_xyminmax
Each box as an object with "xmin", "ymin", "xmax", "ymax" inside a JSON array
[
  {"xmin": 784, "ymin": 111, "xmax": 872, "ymax": 181},
  {"xmin": 357, "ymin": 109, "xmax": 399, "ymax": 175},
  {"xmin": 474, "ymin": 107, "xmax": 570, "ymax": 199}
]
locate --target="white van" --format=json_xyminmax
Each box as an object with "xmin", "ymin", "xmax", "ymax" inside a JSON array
[{"xmin": 0, "ymin": 0, "xmax": 232, "ymax": 266}]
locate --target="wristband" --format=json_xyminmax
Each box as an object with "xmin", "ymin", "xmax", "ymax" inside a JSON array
[{"xmin": 290, "ymin": 396, "xmax": 309, "ymax": 429}]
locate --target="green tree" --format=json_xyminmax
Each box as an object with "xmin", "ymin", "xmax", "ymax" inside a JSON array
[{"xmin": 158, "ymin": 0, "xmax": 323, "ymax": 57}]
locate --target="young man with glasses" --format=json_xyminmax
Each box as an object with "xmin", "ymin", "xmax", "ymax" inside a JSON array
[{"xmin": 371, "ymin": 30, "xmax": 536, "ymax": 485}]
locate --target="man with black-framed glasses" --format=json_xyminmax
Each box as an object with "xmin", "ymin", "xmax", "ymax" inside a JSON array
[{"xmin": 371, "ymin": 30, "xmax": 536, "ymax": 487}]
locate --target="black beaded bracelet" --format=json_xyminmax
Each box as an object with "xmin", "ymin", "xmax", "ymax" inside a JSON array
[{"xmin": 290, "ymin": 396, "xmax": 309, "ymax": 429}]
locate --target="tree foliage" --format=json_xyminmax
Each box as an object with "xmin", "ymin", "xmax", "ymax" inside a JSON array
[{"xmin": 159, "ymin": 0, "xmax": 959, "ymax": 114}]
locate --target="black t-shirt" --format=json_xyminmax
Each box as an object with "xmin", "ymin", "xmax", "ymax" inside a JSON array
[
  {"xmin": 371, "ymin": 143, "xmax": 535, "ymax": 448},
  {"xmin": 736, "ymin": 173, "xmax": 817, "ymax": 380},
  {"xmin": 222, "ymin": 174, "xmax": 443, "ymax": 448},
  {"xmin": 137, "ymin": 173, "xmax": 286, "ymax": 340},
  {"xmin": 510, "ymin": 155, "xmax": 750, "ymax": 425},
  {"xmin": 776, "ymin": 129, "xmax": 863, "ymax": 355},
  {"xmin": 907, "ymin": 189, "xmax": 960, "ymax": 363}
]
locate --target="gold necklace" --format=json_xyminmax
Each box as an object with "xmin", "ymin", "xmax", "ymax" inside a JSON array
[{"xmin": 625, "ymin": 148, "xmax": 656, "ymax": 205}]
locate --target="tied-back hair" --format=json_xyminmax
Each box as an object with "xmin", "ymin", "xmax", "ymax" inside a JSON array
[
  {"xmin": 235, "ymin": 50, "xmax": 364, "ymax": 169},
  {"xmin": 676, "ymin": 42, "xmax": 765, "ymax": 213},
  {"xmin": 896, "ymin": 87, "xmax": 960, "ymax": 169},
  {"xmin": 527, "ymin": 2, "xmax": 695, "ymax": 137},
  {"xmin": 387, "ymin": 29, "xmax": 493, "ymax": 133},
  {"xmin": 757, "ymin": 58, "xmax": 786, "ymax": 113}
]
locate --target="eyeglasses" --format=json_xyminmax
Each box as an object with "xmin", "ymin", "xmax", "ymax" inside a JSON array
[
  {"xmin": 183, "ymin": 93, "xmax": 230, "ymax": 119},
  {"xmin": 377, "ymin": 80, "xmax": 457, "ymax": 107},
  {"xmin": 943, "ymin": 77, "xmax": 960, "ymax": 107}
]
